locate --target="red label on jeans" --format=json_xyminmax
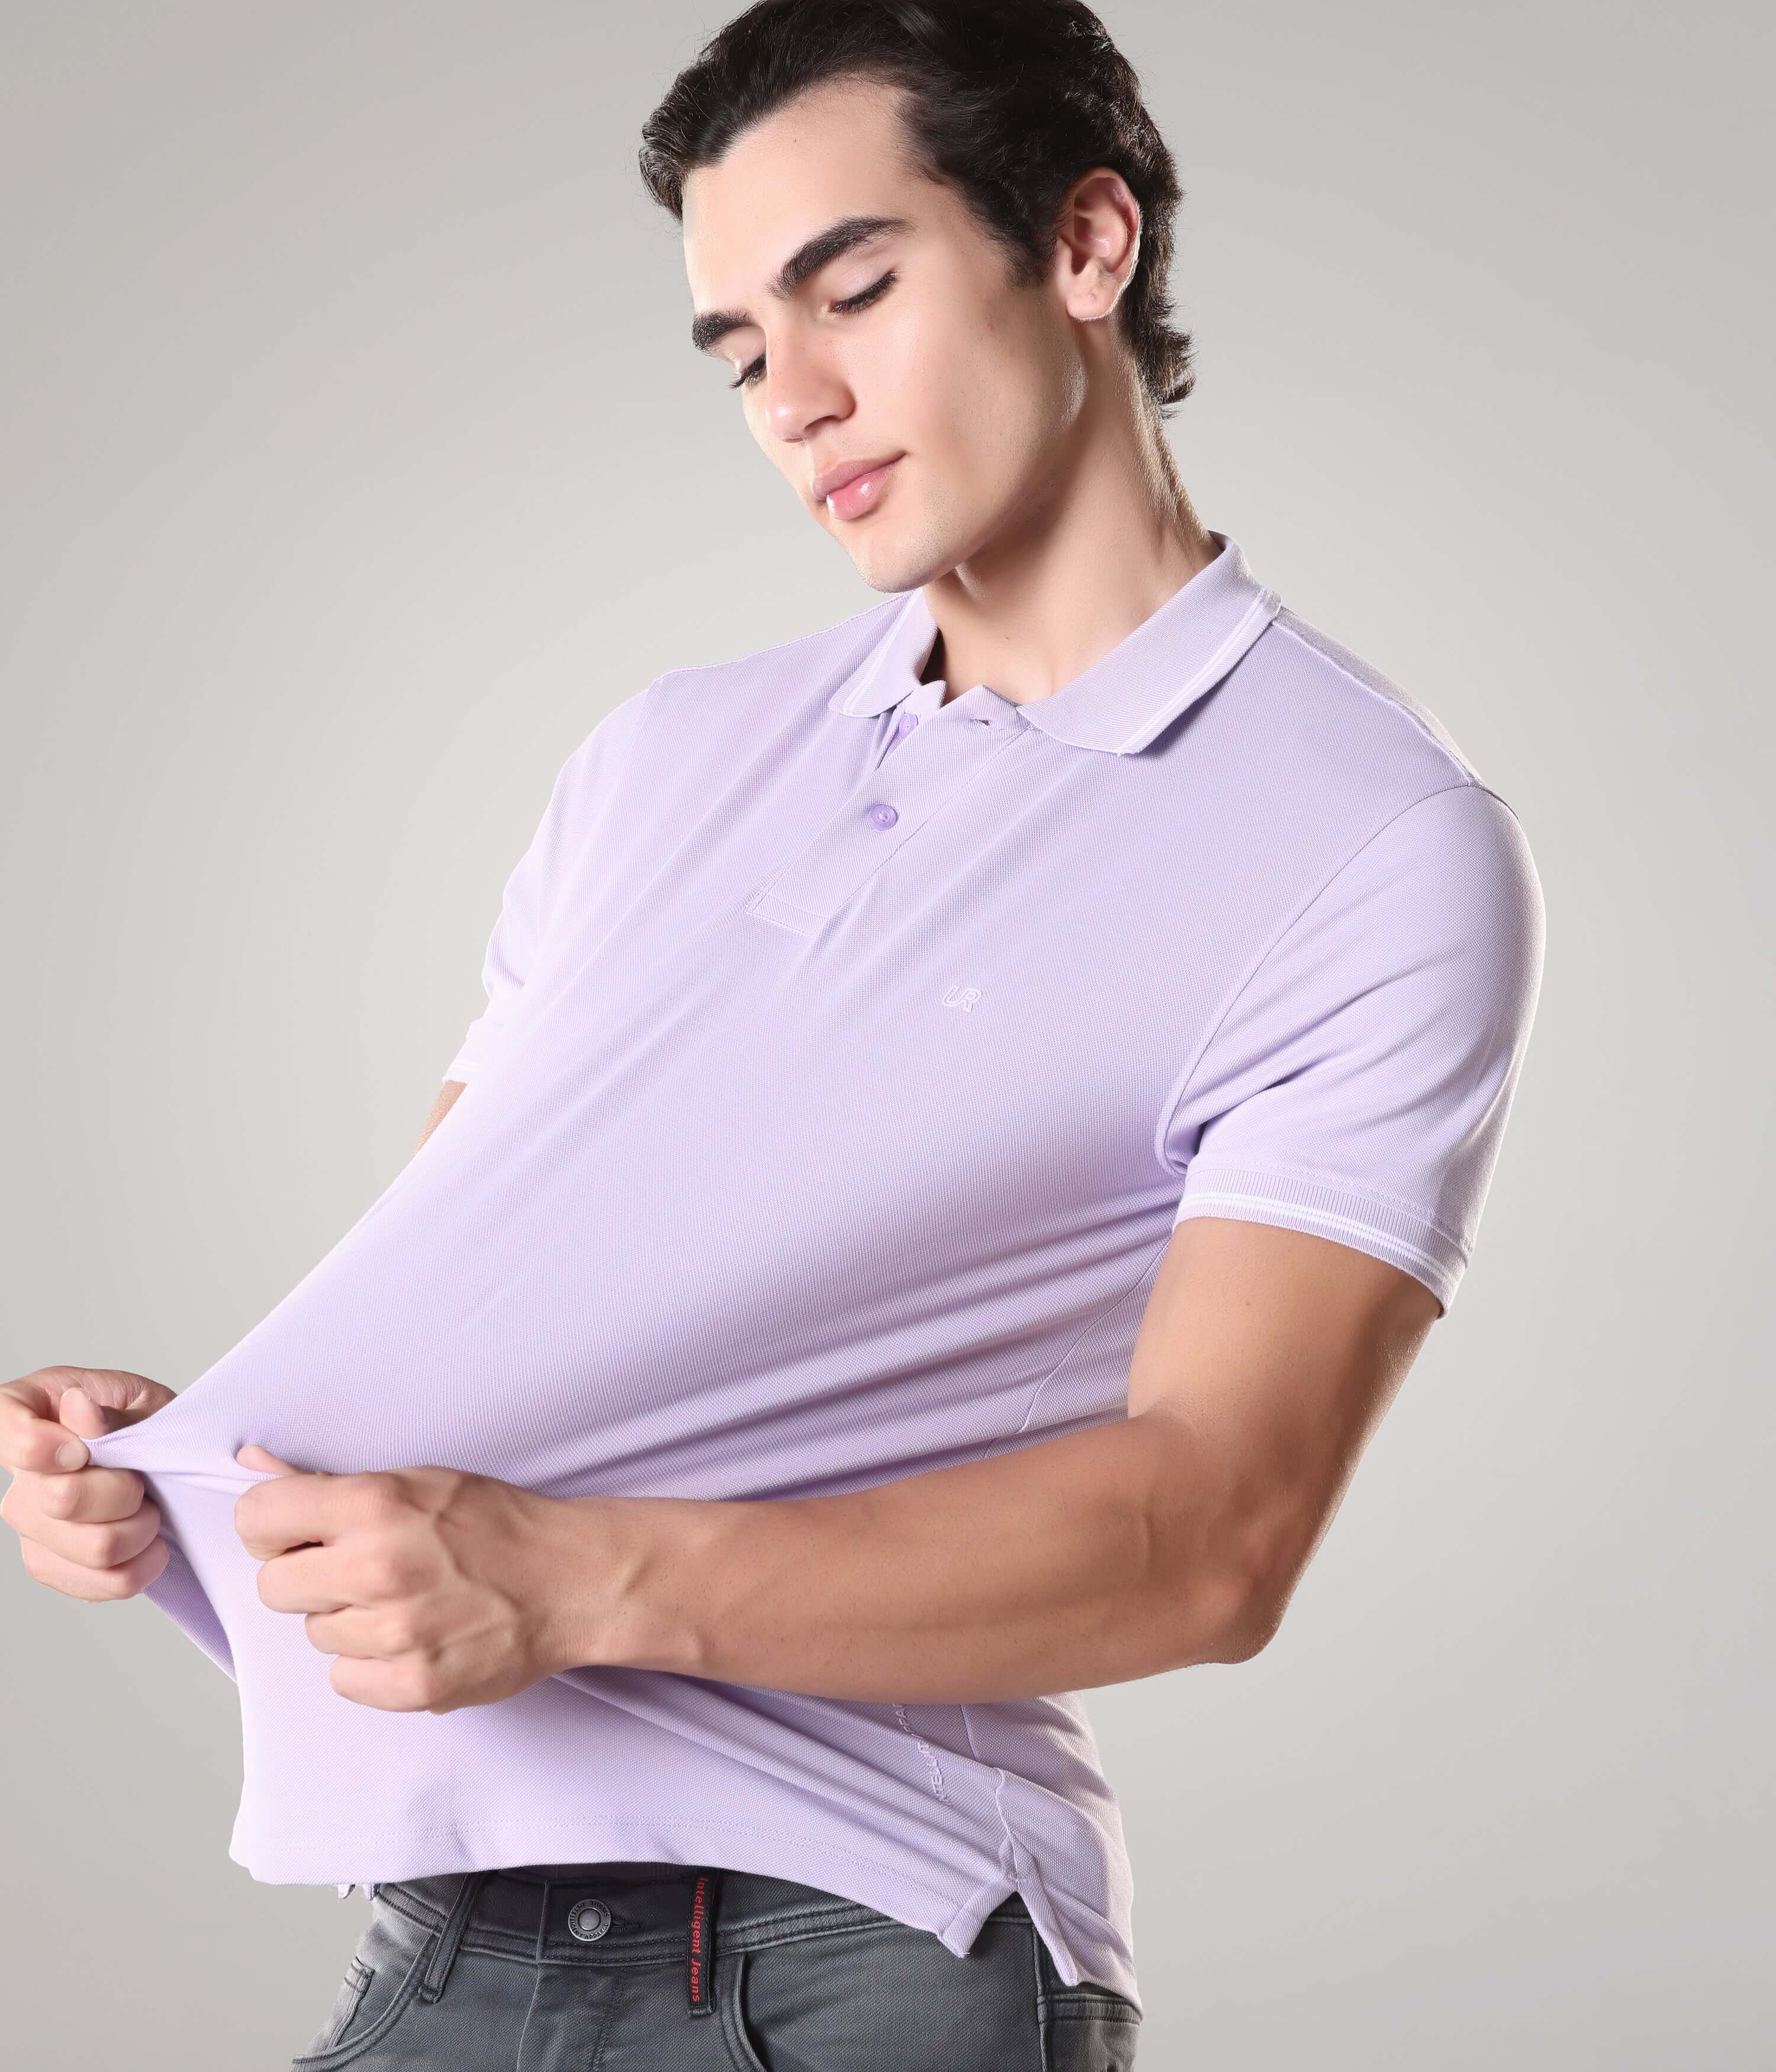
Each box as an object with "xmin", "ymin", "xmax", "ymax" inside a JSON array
[{"xmin": 687, "ymin": 1871, "xmax": 716, "ymax": 2016}]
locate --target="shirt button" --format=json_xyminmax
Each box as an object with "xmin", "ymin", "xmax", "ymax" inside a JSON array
[
  {"xmin": 867, "ymin": 802, "xmax": 899, "ymax": 829},
  {"xmin": 567, "ymin": 1899, "xmax": 612, "ymax": 1942},
  {"xmin": 896, "ymin": 708, "xmax": 918, "ymax": 735}
]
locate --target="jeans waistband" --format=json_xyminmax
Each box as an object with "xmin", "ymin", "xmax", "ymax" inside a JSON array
[{"xmin": 377, "ymin": 1860, "xmax": 1027, "ymax": 1974}]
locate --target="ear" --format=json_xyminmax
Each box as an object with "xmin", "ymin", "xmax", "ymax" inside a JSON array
[{"xmin": 1051, "ymin": 167, "xmax": 1142, "ymax": 324}]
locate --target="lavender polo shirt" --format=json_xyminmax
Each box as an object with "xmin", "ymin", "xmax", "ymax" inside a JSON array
[{"xmin": 81, "ymin": 535, "xmax": 1543, "ymax": 2009}]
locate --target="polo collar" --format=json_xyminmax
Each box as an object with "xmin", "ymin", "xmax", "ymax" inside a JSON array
[{"xmin": 826, "ymin": 533, "xmax": 1281, "ymax": 755}]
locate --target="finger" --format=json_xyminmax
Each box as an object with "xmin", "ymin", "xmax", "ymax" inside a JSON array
[
  {"xmin": 234, "ymin": 1469, "xmax": 368, "ymax": 1561},
  {"xmin": 0, "ymin": 1392, "xmax": 94, "ymax": 1475},
  {"xmin": 17, "ymin": 1527, "xmax": 170, "ymax": 1603},
  {"xmin": 54, "ymin": 1390, "xmax": 110, "ymax": 1442},
  {"xmin": 301, "ymin": 1604, "xmax": 413, "ymax": 1658},
  {"xmin": 330, "ymin": 1653, "xmax": 435, "ymax": 1713},
  {"xmin": 2, "ymin": 1367, "xmax": 173, "ymax": 1473},
  {"xmin": 235, "ymin": 1443, "xmax": 304, "ymax": 1475},
  {"xmin": 2, "ymin": 1463, "xmax": 147, "ymax": 1527},
  {"xmin": 1, "ymin": 1376, "xmax": 57, "ymax": 1422},
  {"xmin": 254, "ymin": 1542, "xmax": 357, "ymax": 1616},
  {"xmin": 53, "ymin": 1368, "xmax": 177, "ymax": 1436},
  {"xmin": 14, "ymin": 1497, "xmax": 165, "ymax": 1574}
]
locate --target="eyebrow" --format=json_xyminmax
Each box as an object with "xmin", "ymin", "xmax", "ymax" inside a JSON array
[{"xmin": 690, "ymin": 213, "xmax": 912, "ymax": 356}]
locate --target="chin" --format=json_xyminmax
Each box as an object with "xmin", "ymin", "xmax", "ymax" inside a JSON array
[{"xmin": 839, "ymin": 523, "xmax": 958, "ymax": 597}]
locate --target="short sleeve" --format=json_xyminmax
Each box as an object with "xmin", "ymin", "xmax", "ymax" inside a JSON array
[
  {"xmin": 440, "ymin": 828, "xmax": 545, "ymax": 1085},
  {"xmin": 441, "ymin": 688, "xmax": 649, "ymax": 1085},
  {"xmin": 1164, "ymin": 782, "xmax": 1545, "ymax": 1311}
]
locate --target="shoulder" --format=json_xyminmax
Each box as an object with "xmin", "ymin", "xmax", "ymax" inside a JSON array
[
  {"xmin": 529, "ymin": 595, "xmax": 903, "ymax": 839},
  {"xmin": 642, "ymin": 593, "xmax": 905, "ymax": 719},
  {"xmin": 1262, "ymin": 604, "xmax": 1478, "ymax": 780},
  {"xmin": 1201, "ymin": 597, "xmax": 1538, "ymax": 891},
  {"xmin": 1169, "ymin": 597, "xmax": 1545, "ymax": 1001}
]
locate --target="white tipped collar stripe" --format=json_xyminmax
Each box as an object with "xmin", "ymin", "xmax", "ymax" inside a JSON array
[{"xmin": 826, "ymin": 533, "xmax": 1282, "ymax": 755}]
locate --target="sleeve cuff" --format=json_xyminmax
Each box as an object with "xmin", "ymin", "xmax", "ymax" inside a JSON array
[{"xmin": 1170, "ymin": 1160, "xmax": 1466, "ymax": 1312}]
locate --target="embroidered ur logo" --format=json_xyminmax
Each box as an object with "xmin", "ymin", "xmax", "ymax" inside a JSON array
[{"xmin": 942, "ymin": 983, "xmax": 983, "ymax": 1011}]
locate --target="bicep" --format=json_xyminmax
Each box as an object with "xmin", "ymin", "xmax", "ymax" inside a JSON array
[
  {"xmin": 1128, "ymin": 1215, "xmax": 1440, "ymax": 1648},
  {"xmin": 1128, "ymin": 789, "xmax": 1538, "ymax": 1649}
]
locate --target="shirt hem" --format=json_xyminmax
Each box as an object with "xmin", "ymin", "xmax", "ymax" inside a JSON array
[{"xmin": 227, "ymin": 1810, "xmax": 1137, "ymax": 2009}]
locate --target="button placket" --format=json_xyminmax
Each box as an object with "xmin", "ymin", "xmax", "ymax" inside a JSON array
[
  {"xmin": 872, "ymin": 699, "xmax": 925, "ymax": 769},
  {"xmin": 745, "ymin": 690, "xmax": 1022, "ymax": 936}
]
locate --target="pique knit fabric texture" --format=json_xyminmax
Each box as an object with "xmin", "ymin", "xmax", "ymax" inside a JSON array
[{"xmin": 80, "ymin": 538, "xmax": 1545, "ymax": 2013}]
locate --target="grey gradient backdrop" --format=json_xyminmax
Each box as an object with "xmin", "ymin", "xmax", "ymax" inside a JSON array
[{"xmin": 2, "ymin": 4, "xmax": 1769, "ymax": 2065}]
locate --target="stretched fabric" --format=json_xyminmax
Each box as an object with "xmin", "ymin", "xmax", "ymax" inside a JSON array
[{"xmin": 79, "ymin": 539, "xmax": 1545, "ymax": 2012}]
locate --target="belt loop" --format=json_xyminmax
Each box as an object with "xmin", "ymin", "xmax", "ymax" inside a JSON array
[
  {"xmin": 416, "ymin": 1870, "xmax": 491, "ymax": 2006},
  {"xmin": 686, "ymin": 1867, "xmax": 723, "ymax": 2018}
]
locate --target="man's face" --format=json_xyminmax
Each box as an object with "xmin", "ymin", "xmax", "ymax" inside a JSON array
[{"xmin": 682, "ymin": 79, "xmax": 1085, "ymax": 594}]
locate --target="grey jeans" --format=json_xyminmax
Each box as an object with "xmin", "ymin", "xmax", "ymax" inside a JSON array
[{"xmin": 289, "ymin": 1860, "xmax": 1141, "ymax": 2070}]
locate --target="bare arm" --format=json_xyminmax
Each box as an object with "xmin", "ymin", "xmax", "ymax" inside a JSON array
[
  {"xmin": 542, "ymin": 1217, "xmax": 1442, "ymax": 1702},
  {"xmin": 415, "ymin": 1079, "xmax": 466, "ymax": 1154}
]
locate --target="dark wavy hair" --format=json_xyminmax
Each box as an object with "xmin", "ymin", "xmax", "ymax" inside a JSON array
[{"xmin": 638, "ymin": 0, "xmax": 1194, "ymax": 413}]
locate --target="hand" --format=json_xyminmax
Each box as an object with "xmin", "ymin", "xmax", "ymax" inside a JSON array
[
  {"xmin": 0, "ymin": 1366, "xmax": 176, "ymax": 1601},
  {"xmin": 233, "ymin": 1445, "xmax": 582, "ymax": 1714}
]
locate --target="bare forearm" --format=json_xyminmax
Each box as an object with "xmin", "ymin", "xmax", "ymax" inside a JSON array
[{"xmin": 553, "ymin": 1411, "xmax": 1263, "ymax": 1704}]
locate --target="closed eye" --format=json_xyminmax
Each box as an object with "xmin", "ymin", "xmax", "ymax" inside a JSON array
[{"xmin": 729, "ymin": 269, "xmax": 899, "ymax": 390}]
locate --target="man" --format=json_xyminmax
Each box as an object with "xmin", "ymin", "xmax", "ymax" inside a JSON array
[{"xmin": 1, "ymin": 2, "xmax": 1543, "ymax": 2065}]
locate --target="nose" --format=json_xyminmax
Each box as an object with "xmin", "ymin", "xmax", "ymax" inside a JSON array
[{"xmin": 761, "ymin": 330, "xmax": 852, "ymax": 451}]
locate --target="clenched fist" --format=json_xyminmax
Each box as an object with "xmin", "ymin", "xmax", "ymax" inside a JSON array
[{"xmin": 0, "ymin": 1366, "xmax": 176, "ymax": 1600}]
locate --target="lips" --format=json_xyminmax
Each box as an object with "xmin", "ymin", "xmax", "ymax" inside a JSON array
[
  {"xmin": 812, "ymin": 453, "xmax": 901, "ymax": 503},
  {"xmin": 814, "ymin": 454, "xmax": 904, "ymax": 522}
]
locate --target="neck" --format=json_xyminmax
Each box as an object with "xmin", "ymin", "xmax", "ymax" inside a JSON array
[{"xmin": 921, "ymin": 394, "xmax": 1217, "ymax": 711}]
